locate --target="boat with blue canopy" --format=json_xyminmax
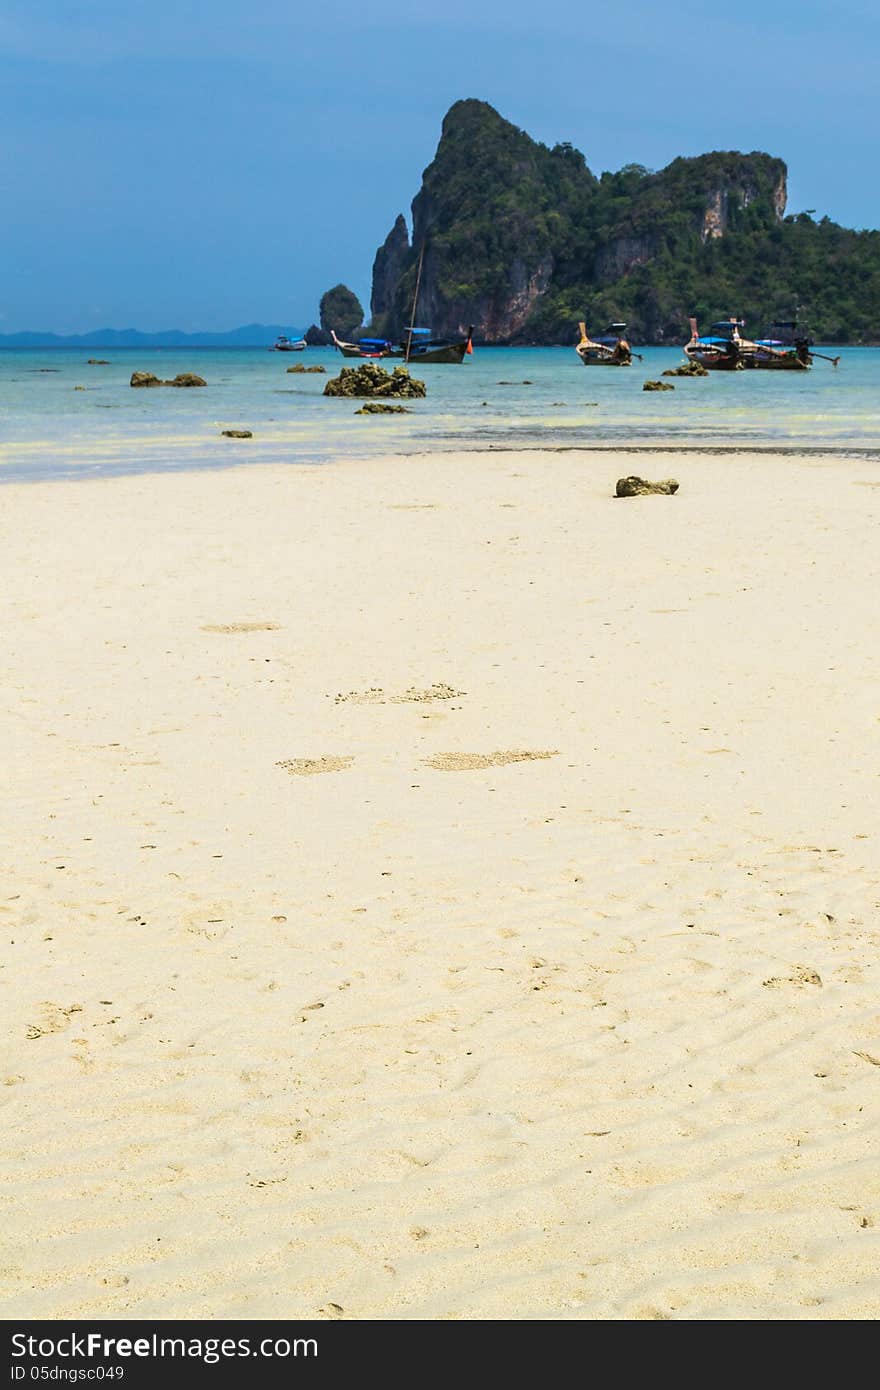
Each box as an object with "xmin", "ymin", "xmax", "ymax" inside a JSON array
[
  {"xmin": 685, "ymin": 317, "xmax": 757, "ymax": 370},
  {"xmin": 331, "ymin": 325, "xmax": 474, "ymax": 364},
  {"xmin": 270, "ymin": 333, "xmax": 306, "ymax": 352},
  {"xmin": 753, "ymin": 319, "xmax": 839, "ymax": 369},
  {"xmin": 575, "ymin": 322, "xmax": 639, "ymax": 366},
  {"xmin": 399, "ymin": 326, "xmax": 474, "ymax": 364}
]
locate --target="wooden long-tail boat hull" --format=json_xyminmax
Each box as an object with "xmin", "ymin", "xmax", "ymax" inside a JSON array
[
  {"xmin": 339, "ymin": 342, "xmax": 385, "ymax": 358},
  {"xmin": 575, "ymin": 321, "xmax": 633, "ymax": 366},
  {"xmin": 403, "ymin": 340, "xmax": 471, "ymax": 364},
  {"xmin": 401, "ymin": 325, "xmax": 474, "ymax": 364},
  {"xmin": 684, "ymin": 317, "xmax": 757, "ymax": 370},
  {"xmin": 685, "ymin": 348, "xmax": 744, "ymax": 370},
  {"xmin": 576, "ymin": 346, "xmax": 632, "ymax": 366},
  {"xmin": 332, "ymin": 328, "xmax": 473, "ymax": 363},
  {"xmin": 331, "ymin": 330, "xmax": 392, "ymax": 359},
  {"xmin": 753, "ymin": 352, "xmax": 809, "ymax": 370}
]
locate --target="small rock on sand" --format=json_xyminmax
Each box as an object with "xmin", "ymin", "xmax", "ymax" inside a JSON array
[{"xmin": 615, "ymin": 476, "xmax": 679, "ymax": 497}]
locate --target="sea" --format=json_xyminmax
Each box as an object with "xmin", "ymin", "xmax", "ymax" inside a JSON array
[{"xmin": 1, "ymin": 345, "xmax": 878, "ymax": 483}]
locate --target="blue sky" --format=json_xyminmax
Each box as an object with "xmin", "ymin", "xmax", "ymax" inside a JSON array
[{"xmin": 2, "ymin": 1, "xmax": 878, "ymax": 333}]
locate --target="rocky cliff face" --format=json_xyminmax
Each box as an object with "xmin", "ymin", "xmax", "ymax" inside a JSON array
[
  {"xmin": 373, "ymin": 99, "xmax": 579, "ymax": 343},
  {"xmin": 370, "ymin": 214, "xmax": 409, "ymax": 335},
  {"xmin": 697, "ymin": 162, "xmax": 787, "ymax": 241},
  {"xmin": 594, "ymin": 235, "xmax": 658, "ymax": 284},
  {"xmin": 364, "ymin": 100, "xmax": 877, "ymax": 345},
  {"xmin": 406, "ymin": 247, "xmax": 554, "ymax": 341}
]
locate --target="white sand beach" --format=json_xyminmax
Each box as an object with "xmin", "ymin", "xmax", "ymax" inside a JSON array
[{"xmin": 2, "ymin": 446, "xmax": 879, "ymax": 1320}]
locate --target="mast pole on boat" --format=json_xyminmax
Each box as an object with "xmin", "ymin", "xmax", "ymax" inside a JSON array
[{"xmin": 405, "ymin": 244, "xmax": 425, "ymax": 366}]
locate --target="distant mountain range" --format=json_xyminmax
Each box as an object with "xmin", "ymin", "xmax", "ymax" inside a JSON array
[{"xmin": 0, "ymin": 324, "xmax": 300, "ymax": 348}]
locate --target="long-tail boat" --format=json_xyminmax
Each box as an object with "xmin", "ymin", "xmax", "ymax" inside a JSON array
[
  {"xmin": 753, "ymin": 324, "xmax": 809, "ymax": 370},
  {"xmin": 753, "ymin": 320, "xmax": 840, "ymax": 370},
  {"xmin": 330, "ymin": 238, "xmax": 474, "ymax": 365},
  {"xmin": 331, "ymin": 326, "xmax": 474, "ymax": 364},
  {"xmin": 400, "ymin": 326, "xmax": 474, "ymax": 364},
  {"xmin": 330, "ymin": 331, "xmax": 394, "ymax": 359},
  {"xmin": 576, "ymin": 322, "xmax": 638, "ymax": 366},
  {"xmin": 684, "ymin": 317, "xmax": 759, "ymax": 370},
  {"xmin": 395, "ymin": 242, "xmax": 473, "ymax": 363}
]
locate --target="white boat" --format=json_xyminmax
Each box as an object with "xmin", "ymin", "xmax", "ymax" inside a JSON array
[{"xmin": 270, "ymin": 334, "xmax": 306, "ymax": 352}]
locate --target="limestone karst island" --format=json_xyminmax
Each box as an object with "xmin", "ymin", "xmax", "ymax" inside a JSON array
[{"xmin": 361, "ymin": 99, "xmax": 879, "ymax": 346}]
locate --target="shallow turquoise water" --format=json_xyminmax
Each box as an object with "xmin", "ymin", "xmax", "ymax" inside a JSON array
[{"xmin": 1, "ymin": 344, "xmax": 877, "ymax": 482}]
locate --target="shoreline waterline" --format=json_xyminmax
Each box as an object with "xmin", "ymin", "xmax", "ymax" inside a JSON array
[{"xmin": 2, "ymin": 344, "xmax": 878, "ymax": 484}]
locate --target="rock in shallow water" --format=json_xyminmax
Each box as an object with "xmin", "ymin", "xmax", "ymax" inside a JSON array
[
  {"xmin": 662, "ymin": 360, "xmax": 708, "ymax": 377},
  {"xmin": 643, "ymin": 379, "xmax": 675, "ymax": 391},
  {"xmin": 355, "ymin": 402, "xmax": 412, "ymax": 414},
  {"xmin": 221, "ymin": 429, "xmax": 253, "ymax": 438},
  {"xmin": 168, "ymin": 372, "xmax": 207, "ymax": 387},
  {"xmin": 323, "ymin": 364, "xmax": 426, "ymax": 399},
  {"xmin": 287, "ymin": 364, "xmax": 326, "ymax": 374},
  {"xmin": 615, "ymin": 476, "xmax": 679, "ymax": 497},
  {"xmin": 130, "ymin": 371, "xmax": 207, "ymax": 388}
]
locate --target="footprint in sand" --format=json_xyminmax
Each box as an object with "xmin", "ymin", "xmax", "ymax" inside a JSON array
[
  {"xmin": 334, "ymin": 687, "xmax": 386, "ymax": 706},
  {"xmin": 762, "ymin": 964, "xmax": 822, "ymax": 989},
  {"xmin": 25, "ymin": 1002, "xmax": 82, "ymax": 1040},
  {"xmin": 424, "ymin": 750, "xmax": 558, "ymax": 771},
  {"xmin": 201, "ymin": 622, "xmax": 281, "ymax": 634},
  {"xmin": 394, "ymin": 684, "xmax": 464, "ymax": 705},
  {"xmin": 277, "ymin": 756, "xmax": 354, "ymax": 776},
  {"xmin": 183, "ymin": 908, "xmax": 232, "ymax": 941},
  {"xmin": 335, "ymin": 683, "xmax": 464, "ymax": 706}
]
